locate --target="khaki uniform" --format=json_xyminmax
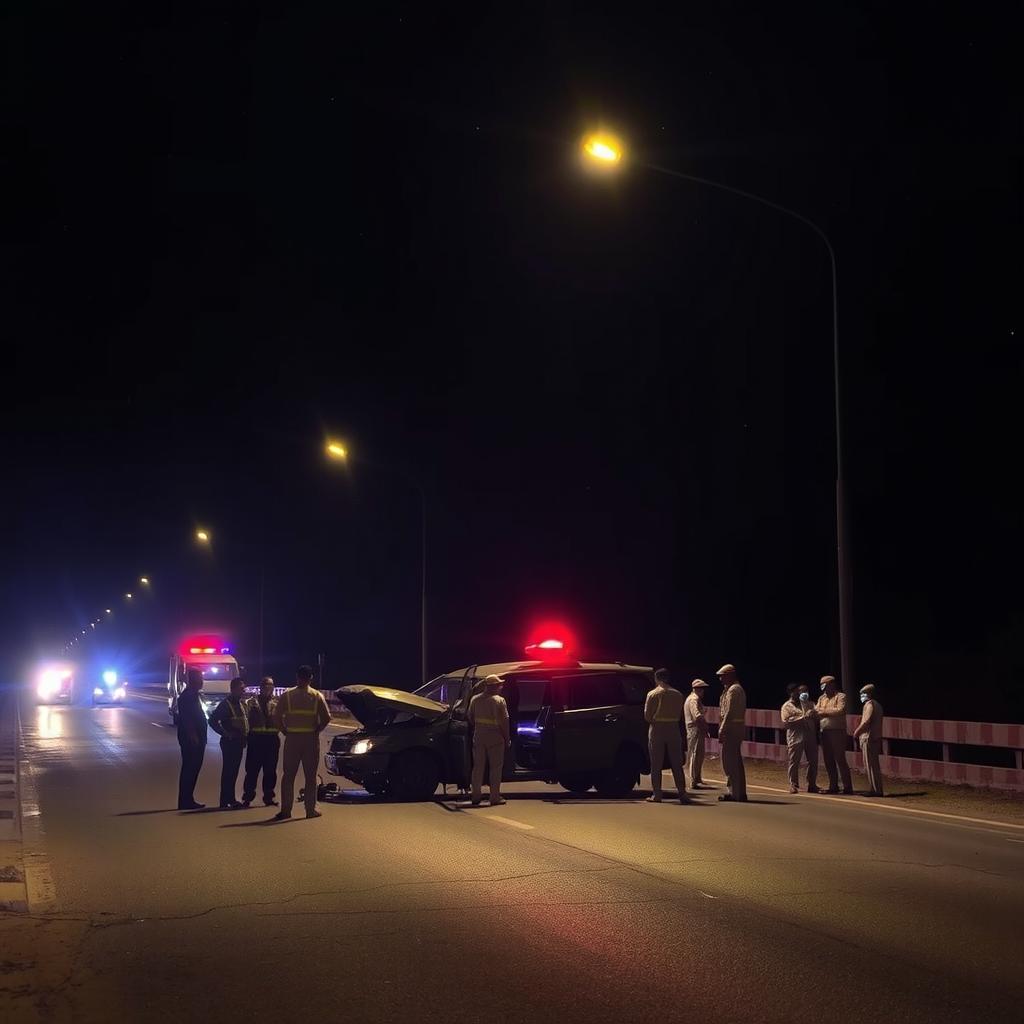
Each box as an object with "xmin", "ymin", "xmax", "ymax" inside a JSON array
[
  {"xmin": 719, "ymin": 682, "xmax": 747, "ymax": 800},
  {"xmin": 274, "ymin": 686, "xmax": 331, "ymax": 816},
  {"xmin": 858, "ymin": 698, "xmax": 885, "ymax": 796},
  {"xmin": 781, "ymin": 698, "xmax": 818, "ymax": 791},
  {"xmin": 644, "ymin": 685, "xmax": 686, "ymax": 799},
  {"xmin": 469, "ymin": 692, "xmax": 509, "ymax": 804},
  {"xmin": 683, "ymin": 691, "xmax": 707, "ymax": 787},
  {"xmin": 816, "ymin": 690, "xmax": 853, "ymax": 793}
]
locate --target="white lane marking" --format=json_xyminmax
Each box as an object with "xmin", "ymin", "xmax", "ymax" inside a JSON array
[
  {"xmin": 697, "ymin": 771, "xmax": 1024, "ymax": 832},
  {"xmin": 482, "ymin": 815, "xmax": 535, "ymax": 831},
  {"xmin": 133, "ymin": 693, "xmax": 166, "ymax": 703},
  {"xmin": 698, "ymin": 891, "xmax": 719, "ymax": 899},
  {"xmin": 150, "ymin": 722, "xmax": 167, "ymax": 729},
  {"xmin": 1006, "ymin": 838, "xmax": 1024, "ymax": 844}
]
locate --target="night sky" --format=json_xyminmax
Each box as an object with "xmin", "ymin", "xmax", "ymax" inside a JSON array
[{"xmin": 3, "ymin": 4, "xmax": 1020, "ymax": 720}]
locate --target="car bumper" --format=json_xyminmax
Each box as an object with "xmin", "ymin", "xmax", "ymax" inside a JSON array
[{"xmin": 324, "ymin": 751, "xmax": 389, "ymax": 787}]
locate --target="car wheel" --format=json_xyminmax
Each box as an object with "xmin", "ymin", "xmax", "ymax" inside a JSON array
[
  {"xmin": 595, "ymin": 747, "xmax": 642, "ymax": 797},
  {"xmin": 387, "ymin": 751, "xmax": 440, "ymax": 801},
  {"xmin": 559, "ymin": 773, "xmax": 595, "ymax": 794}
]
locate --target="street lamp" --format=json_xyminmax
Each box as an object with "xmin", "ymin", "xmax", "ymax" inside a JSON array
[
  {"xmin": 581, "ymin": 134, "xmax": 854, "ymax": 696},
  {"xmin": 125, "ymin": 592, "xmax": 133, "ymax": 600},
  {"xmin": 324, "ymin": 439, "xmax": 429, "ymax": 684},
  {"xmin": 195, "ymin": 529, "xmax": 210, "ymax": 543},
  {"xmin": 139, "ymin": 576, "xmax": 150, "ymax": 585}
]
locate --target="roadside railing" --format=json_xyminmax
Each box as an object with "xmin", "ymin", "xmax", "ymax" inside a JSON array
[{"xmin": 702, "ymin": 707, "xmax": 1024, "ymax": 791}]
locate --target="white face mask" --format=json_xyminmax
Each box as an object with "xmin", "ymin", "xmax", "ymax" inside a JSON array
[
  {"xmin": 820, "ymin": 682, "xmax": 828, "ymax": 692},
  {"xmin": 860, "ymin": 693, "xmax": 869, "ymax": 704},
  {"xmin": 799, "ymin": 691, "xmax": 810, "ymax": 702}
]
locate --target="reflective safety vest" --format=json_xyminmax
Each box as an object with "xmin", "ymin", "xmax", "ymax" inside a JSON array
[
  {"xmin": 247, "ymin": 697, "xmax": 278, "ymax": 734},
  {"xmin": 220, "ymin": 698, "xmax": 249, "ymax": 740},
  {"xmin": 282, "ymin": 689, "xmax": 321, "ymax": 734}
]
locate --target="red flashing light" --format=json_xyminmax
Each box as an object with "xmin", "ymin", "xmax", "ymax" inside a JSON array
[
  {"xmin": 179, "ymin": 634, "xmax": 231, "ymax": 658},
  {"xmin": 524, "ymin": 622, "xmax": 577, "ymax": 661}
]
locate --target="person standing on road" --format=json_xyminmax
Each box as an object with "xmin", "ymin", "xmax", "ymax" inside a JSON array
[
  {"xmin": 468, "ymin": 674, "xmax": 510, "ymax": 807},
  {"xmin": 853, "ymin": 684, "xmax": 885, "ymax": 796},
  {"xmin": 242, "ymin": 676, "xmax": 280, "ymax": 808},
  {"xmin": 781, "ymin": 683, "xmax": 820, "ymax": 794},
  {"xmin": 816, "ymin": 675, "xmax": 853, "ymax": 794},
  {"xmin": 177, "ymin": 668, "xmax": 208, "ymax": 810},
  {"xmin": 684, "ymin": 678, "xmax": 710, "ymax": 789},
  {"xmin": 644, "ymin": 669, "xmax": 689, "ymax": 804},
  {"xmin": 209, "ymin": 676, "xmax": 249, "ymax": 809},
  {"xmin": 716, "ymin": 664, "xmax": 748, "ymax": 803},
  {"xmin": 272, "ymin": 665, "xmax": 331, "ymax": 821}
]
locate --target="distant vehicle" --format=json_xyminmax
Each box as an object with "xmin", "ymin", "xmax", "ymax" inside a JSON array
[
  {"xmin": 35, "ymin": 662, "xmax": 75, "ymax": 704},
  {"xmin": 92, "ymin": 668, "xmax": 127, "ymax": 705},
  {"xmin": 326, "ymin": 633, "xmax": 655, "ymax": 801},
  {"xmin": 167, "ymin": 635, "xmax": 241, "ymax": 723}
]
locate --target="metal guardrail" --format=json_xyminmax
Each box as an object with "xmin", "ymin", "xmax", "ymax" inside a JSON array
[{"xmin": 703, "ymin": 707, "xmax": 1024, "ymax": 791}]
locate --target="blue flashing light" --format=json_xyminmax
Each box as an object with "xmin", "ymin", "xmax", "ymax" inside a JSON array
[{"xmin": 102, "ymin": 670, "xmax": 117, "ymax": 686}]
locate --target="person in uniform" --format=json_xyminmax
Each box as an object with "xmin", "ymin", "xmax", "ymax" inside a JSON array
[
  {"xmin": 209, "ymin": 676, "xmax": 249, "ymax": 809},
  {"xmin": 781, "ymin": 683, "xmax": 820, "ymax": 794},
  {"xmin": 815, "ymin": 674, "xmax": 853, "ymax": 794},
  {"xmin": 272, "ymin": 665, "xmax": 331, "ymax": 820},
  {"xmin": 853, "ymin": 683, "xmax": 885, "ymax": 796},
  {"xmin": 242, "ymin": 676, "xmax": 280, "ymax": 807},
  {"xmin": 468, "ymin": 674, "xmax": 510, "ymax": 806},
  {"xmin": 684, "ymin": 678, "xmax": 710, "ymax": 789},
  {"xmin": 644, "ymin": 669, "xmax": 689, "ymax": 804},
  {"xmin": 176, "ymin": 668, "xmax": 208, "ymax": 810},
  {"xmin": 716, "ymin": 664, "xmax": 748, "ymax": 802}
]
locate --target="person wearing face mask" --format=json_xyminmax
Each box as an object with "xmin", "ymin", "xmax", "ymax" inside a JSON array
[
  {"xmin": 781, "ymin": 683, "xmax": 820, "ymax": 794},
  {"xmin": 716, "ymin": 664, "xmax": 748, "ymax": 802},
  {"xmin": 853, "ymin": 683, "xmax": 885, "ymax": 796},
  {"xmin": 815, "ymin": 675, "xmax": 853, "ymax": 794}
]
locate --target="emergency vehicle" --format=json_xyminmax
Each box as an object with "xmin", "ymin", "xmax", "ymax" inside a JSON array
[
  {"xmin": 35, "ymin": 662, "xmax": 76, "ymax": 704},
  {"xmin": 325, "ymin": 631, "xmax": 656, "ymax": 801},
  {"xmin": 167, "ymin": 635, "xmax": 241, "ymax": 723},
  {"xmin": 92, "ymin": 668, "xmax": 128, "ymax": 704}
]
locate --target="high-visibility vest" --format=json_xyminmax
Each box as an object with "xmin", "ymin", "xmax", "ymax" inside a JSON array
[
  {"xmin": 247, "ymin": 697, "xmax": 278, "ymax": 734},
  {"xmin": 282, "ymin": 689, "xmax": 321, "ymax": 734},
  {"xmin": 221, "ymin": 698, "xmax": 249, "ymax": 739}
]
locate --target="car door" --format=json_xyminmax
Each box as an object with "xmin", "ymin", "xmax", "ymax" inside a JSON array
[{"xmin": 553, "ymin": 672, "xmax": 637, "ymax": 775}]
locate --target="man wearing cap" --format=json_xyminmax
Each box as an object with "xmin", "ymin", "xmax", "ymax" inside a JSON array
[
  {"xmin": 644, "ymin": 669, "xmax": 689, "ymax": 804},
  {"xmin": 781, "ymin": 683, "xmax": 820, "ymax": 794},
  {"xmin": 716, "ymin": 664, "xmax": 747, "ymax": 802},
  {"xmin": 853, "ymin": 684, "xmax": 885, "ymax": 796},
  {"xmin": 684, "ymin": 678, "xmax": 710, "ymax": 788},
  {"xmin": 816, "ymin": 675, "xmax": 853, "ymax": 794},
  {"xmin": 468, "ymin": 675, "xmax": 510, "ymax": 806}
]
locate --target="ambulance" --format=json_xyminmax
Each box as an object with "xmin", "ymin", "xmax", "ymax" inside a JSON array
[{"xmin": 167, "ymin": 635, "xmax": 241, "ymax": 723}]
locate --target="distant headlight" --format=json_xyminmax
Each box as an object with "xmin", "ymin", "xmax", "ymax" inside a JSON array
[
  {"xmin": 38, "ymin": 678, "xmax": 59, "ymax": 698},
  {"xmin": 94, "ymin": 687, "xmax": 104, "ymax": 696},
  {"xmin": 102, "ymin": 670, "xmax": 117, "ymax": 686},
  {"xmin": 113, "ymin": 687, "xmax": 126, "ymax": 700},
  {"xmin": 351, "ymin": 739, "xmax": 373, "ymax": 755}
]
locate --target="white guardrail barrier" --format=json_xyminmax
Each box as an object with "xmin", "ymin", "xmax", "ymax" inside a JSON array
[{"xmin": 702, "ymin": 707, "xmax": 1024, "ymax": 791}]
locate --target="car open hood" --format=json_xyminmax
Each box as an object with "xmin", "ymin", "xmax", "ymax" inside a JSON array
[{"xmin": 334, "ymin": 685, "xmax": 448, "ymax": 726}]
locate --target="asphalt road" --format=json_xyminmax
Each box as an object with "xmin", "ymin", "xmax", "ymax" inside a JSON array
[{"xmin": 5, "ymin": 692, "xmax": 1024, "ymax": 1023}]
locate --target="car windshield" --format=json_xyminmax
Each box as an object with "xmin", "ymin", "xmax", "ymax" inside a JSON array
[{"xmin": 414, "ymin": 675, "xmax": 468, "ymax": 708}]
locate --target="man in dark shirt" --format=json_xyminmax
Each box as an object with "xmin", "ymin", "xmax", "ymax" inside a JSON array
[
  {"xmin": 177, "ymin": 668, "xmax": 208, "ymax": 810},
  {"xmin": 209, "ymin": 676, "xmax": 250, "ymax": 809}
]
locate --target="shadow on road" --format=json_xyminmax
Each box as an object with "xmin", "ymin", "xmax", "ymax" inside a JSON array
[{"xmin": 114, "ymin": 808, "xmax": 180, "ymax": 816}]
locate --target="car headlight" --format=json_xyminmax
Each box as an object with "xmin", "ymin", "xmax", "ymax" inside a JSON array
[
  {"xmin": 350, "ymin": 739, "xmax": 373, "ymax": 755},
  {"xmin": 113, "ymin": 687, "xmax": 126, "ymax": 700},
  {"xmin": 94, "ymin": 687, "xmax": 104, "ymax": 696}
]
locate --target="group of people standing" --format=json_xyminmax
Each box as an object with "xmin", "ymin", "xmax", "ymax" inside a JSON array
[
  {"xmin": 176, "ymin": 664, "xmax": 331, "ymax": 819},
  {"xmin": 646, "ymin": 665, "xmax": 886, "ymax": 802}
]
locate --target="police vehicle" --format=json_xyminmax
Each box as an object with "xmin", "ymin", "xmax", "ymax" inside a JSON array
[
  {"xmin": 92, "ymin": 669, "xmax": 127, "ymax": 705},
  {"xmin": 325, "ymin": 634, "xmax": 656, "ymax": 801},
  {"xmin": 167, "ymin": 635, "xmax": 241, "ymax": 722}
]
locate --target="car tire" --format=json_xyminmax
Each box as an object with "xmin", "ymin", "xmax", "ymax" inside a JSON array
[
  {"xmin": 387, "ymin": 751, "xmax": 440, "ymax": 802},
  {"xmin": 559, "ymin": 773, "xmax": 595, "ymax": 794},
  {"xmin": 595, "ymin": 747, "xmax": 642, "ymax": 797}
]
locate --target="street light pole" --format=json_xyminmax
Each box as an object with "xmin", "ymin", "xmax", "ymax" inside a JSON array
[{"xmin": 645, "ymin": 161, "xmax": 854, "ymax": 699}]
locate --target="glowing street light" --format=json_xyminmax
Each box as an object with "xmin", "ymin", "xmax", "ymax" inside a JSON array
[
  {"xmin": 139, "ymin": 576, "xmax": 150, "ymax": 585},
  {"xmin": 581, "ymin": 132, "xmax": 624, "ymax": 167},
  {"xmin": 325, "ymin": 440, "xmax": 348, "ymax": 460},
  {"xmin": 105, "ymin": 609, "xmax": 112, "ymax": 615},
  {"xmin": 195, "ymin": 529, "xmax": 210, "ymax": 543},
  {"xmin": 125, "ymin": 592, "xmax": 133, "ymax": 600}
]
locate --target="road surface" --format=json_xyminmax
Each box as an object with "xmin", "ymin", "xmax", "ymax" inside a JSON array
[{"xmin": 3, "ymin": 691, "xmax": 1023, "ymax": 1023}]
